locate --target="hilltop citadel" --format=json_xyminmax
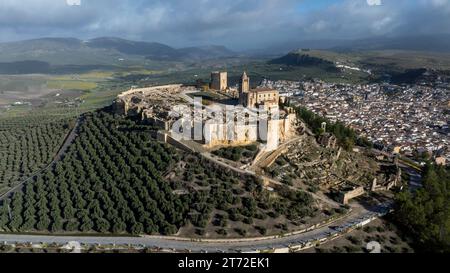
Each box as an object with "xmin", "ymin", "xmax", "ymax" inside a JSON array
[
  {"xmin": 113, "ymin": 71, "xmax": 403, "ymax": 206},
  {"xmin": 114, "ymin": 71, "xmax": 297, "ymax": 152}
]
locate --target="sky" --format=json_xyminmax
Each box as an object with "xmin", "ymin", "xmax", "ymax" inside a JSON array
[{"xmin": 0, "ymin": 0, "xmax": 449, "ymax": 49}]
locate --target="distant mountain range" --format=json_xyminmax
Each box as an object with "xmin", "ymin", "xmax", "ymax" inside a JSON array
[
  {"xmin": 252, "ymin": 34, "xmax": 450, "ymax": 56},
  {"xmin": 333, "ymin": 34, "xmax": 450, "ymax": 53},
  {"xmin": 0, "ymin": 37, "xmax": 237, "ymax": 67},
  {"xmin": 1, "ymin": 34, "xmax": 450, "ymax": 75},
  {"xmin": 86, "ymin": 37, "xmax": 236, "ymax": 61}
]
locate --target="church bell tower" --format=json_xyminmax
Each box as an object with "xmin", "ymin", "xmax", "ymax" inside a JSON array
[
  {"xmin": 239, "ymin": 71, "xmax": 250, "ymax": 106},
  {"xmin": 240, "ymin": 71, "xmax": 250, "ymax": 93}
]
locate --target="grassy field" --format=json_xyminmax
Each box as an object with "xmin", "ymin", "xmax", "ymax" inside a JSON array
[
  {"xmin": 114, "ymin": 68, "xmax": 164, "ymax": 77},
  {"xmin": 45, "ymin": 71, "xmax": 123, "ymax": 91},
  {"xmin": 46, "ymin": 80, "xmax": 97, "ymax": 91},
  {"xmin": 0, "ymin": 69, "xmax": 123, "ymax": 116},
  {"xmin": 49, "ymin": 71, "xmax": 114, "ymax": 81}
]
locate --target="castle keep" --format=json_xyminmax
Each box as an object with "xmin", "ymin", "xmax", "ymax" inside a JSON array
[{"xmin": 210, "ymin": 71, "xmax": 228, "ymax": 91}]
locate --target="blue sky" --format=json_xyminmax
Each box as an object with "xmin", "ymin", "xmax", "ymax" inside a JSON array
[
  {"xmin": 0, "ymin": 0, "xmax": 449, "ymax": 49},
  {"xmin": 296, "ymin": 0, "xmax": 341, "ymax": 13}
]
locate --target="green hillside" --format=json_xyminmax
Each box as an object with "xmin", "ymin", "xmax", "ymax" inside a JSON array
[{"xmin": 0, "ymin": 37, "xmax": 237, "ymax": 72}]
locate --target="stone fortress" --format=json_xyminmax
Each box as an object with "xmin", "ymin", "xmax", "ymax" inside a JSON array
[
  {"xmin": 113, "ymin": 72, "xmax": 402, "ymax": 205},
  {"xmin": 114, "ymin": 71, "xmax": 298, "ymax": 152}
]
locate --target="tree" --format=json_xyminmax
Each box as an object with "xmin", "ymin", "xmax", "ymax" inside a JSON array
[
  {"xmin": 0, "ymin": 201, "xmax": 10, "ymax": 230},
  {"xmin": 36, "ymin": 215, "xmax": 51, "ymax": 231},
  {"xmin": 64, "ymin": 220, "xmax": 79, "ymax": 232},
  {"xmin": 130, "ymin": 222, "xmax": 144, "ymax": 235},
  {"xmin": 95, "ymin": 218, "xmax": 110, "ymax": 233},
  {"xmin": 394, "ymin": 164, "xmax": 450, "ymax": 252},
  {"xmin": 51, "ymin": 216, "xmax": 63, "ymax": 232},
  {"xmin": 79, "ymin": 215, "xmax": 94, "ymax": 232},
  {"xmin": 112, "ymin": 221, "xmax": 127, "ymax": 234}
]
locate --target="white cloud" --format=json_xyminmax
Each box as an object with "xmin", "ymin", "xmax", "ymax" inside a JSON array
[
  {"xmin": 372, "ymin": 16, "xmax": 392, "ymax": 31},
  {"xmin": 367, "ymin": 0, "xmax": 382, "ymax": 6},
  {"xmin": 429, "ymin": 0, "xmax": 449, "ymax": 7},
  {"xmin": 66, "ymin": 0, "xmax": 81, "ymax": 6}
]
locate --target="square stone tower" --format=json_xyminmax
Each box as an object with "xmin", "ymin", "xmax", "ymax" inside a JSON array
[
  {"xmin": 211, "ymin": 71, "xmax": 228, "ymax": 91},
  {"xmin": 239, "ymin": 71, "xmax": 250, "ymax": 106},
  {"xmin": 240, "ymin": 71, "xmax": 250, "ymax": 93}
]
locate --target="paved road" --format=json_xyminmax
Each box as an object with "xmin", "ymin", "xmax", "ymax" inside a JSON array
[
  {"xmin": 0, "ymin": 118, "xmax": 81, "ymax": 202},
  {"xmin": 0, "ymin": 201, "xmax": 390, "ymax": 253}
]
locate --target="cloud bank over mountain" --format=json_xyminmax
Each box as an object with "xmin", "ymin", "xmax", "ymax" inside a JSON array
[{"xmin": 0, "ymin": 0, "xmax": 449, "ymax": 49}]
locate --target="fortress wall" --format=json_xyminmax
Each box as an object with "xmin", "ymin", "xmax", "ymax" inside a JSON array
[
  {"xmin": 236, "ymin": 123, "xmax": 258, "ymax": 143},
  {"xmin": 204, "ymin": 122, "xmax": 225, "ymax": 146},
  {"xmin": 204, "ymin": 122, "xmax": 259, "ymax": 147},
  {"xmin": 266, "ymin": 119, "xmax": 280, "ymax": 152},
  {"xmin": 115, "ymin": 84, "xmax": 184, "ymax": 116},
  {"xmin": 203, "ymin": 113, "xmax": 296, "ymax": 151},
  {"xmin": 146, "ymin": 117, "xmax": 170, "ymax": 131},
  {"xmin": 157, "ymin": 131, "xmax": 196, "ymax": 153},
  {"xmin": 340, "ymin": 187, "xmax": 365, "ymax": 205},
  {"xmin": 117, "ymin": 84, "xmax": 183, "ymax": 99}
]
